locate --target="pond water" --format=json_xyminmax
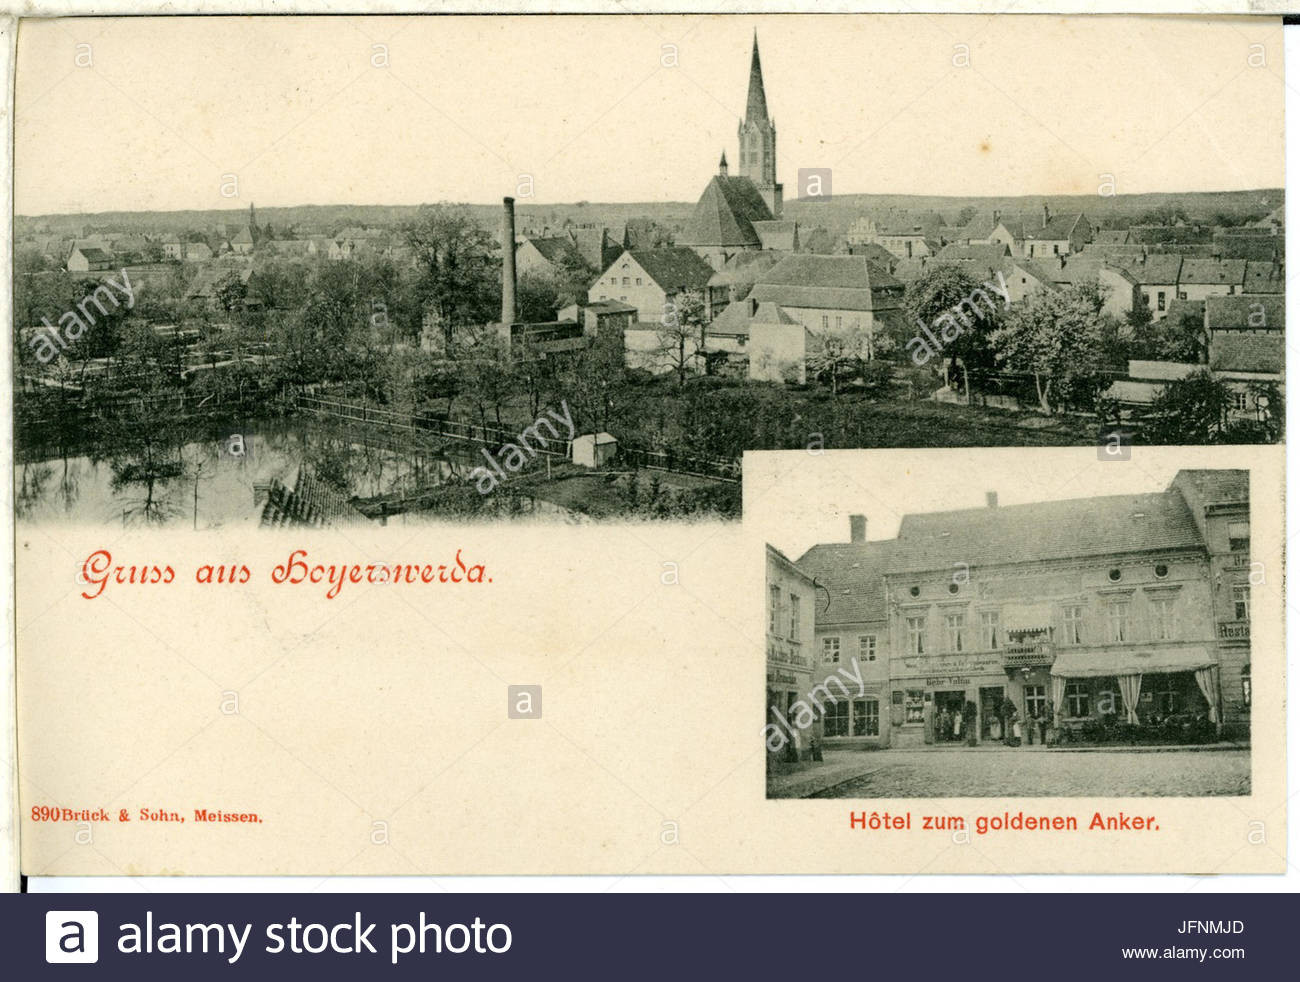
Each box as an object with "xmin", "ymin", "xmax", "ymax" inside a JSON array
[{"xmin": 15, "ymin": 418, "xmax": 470, "ymax": 528}]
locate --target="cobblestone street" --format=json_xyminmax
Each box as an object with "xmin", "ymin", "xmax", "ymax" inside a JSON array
[{"xmin": 787, "ymin": 749, "xmax": 1250, "ymax": 798}]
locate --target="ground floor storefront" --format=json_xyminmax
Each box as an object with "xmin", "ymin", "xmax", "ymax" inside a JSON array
[
  {"xmin": 885, "ymin": 654, "xmax": 1234, "ymax": 749},
  {"xmin": 888, "ymin": 664, "xmax": 1056, "ymax": 748}
]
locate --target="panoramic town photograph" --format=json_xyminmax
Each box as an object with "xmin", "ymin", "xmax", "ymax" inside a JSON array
[
  {"xmin": 11, "ymin": 15, "xmax": 1284, "ymax": 526},
  {"xmin": 763, "ymin": 459, "xmax": 1256, "ymax": 799}
]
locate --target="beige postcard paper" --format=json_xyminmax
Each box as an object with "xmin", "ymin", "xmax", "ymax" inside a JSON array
[{"xmin": 10, "ymin": 13, "xmax": 1287, "ymax": 875}]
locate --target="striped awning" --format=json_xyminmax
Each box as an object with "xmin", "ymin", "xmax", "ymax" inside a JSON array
[
  {"xmin": 1002, "ymin": 603, "xmax": 1053, "ymax": 634},
  {"xmin": 1050, "ymin": 647, "xmax": 1215, "ymax": 679}
]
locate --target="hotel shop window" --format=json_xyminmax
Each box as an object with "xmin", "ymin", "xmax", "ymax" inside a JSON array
[
  {"xmin": 1228, "ymin": 521, "xmax": 1250, "ymax": 552},
  {"xmin": 1063, "ymin": 604, "xmax": 1084, "ymax": 644},
  {"xmin": 853, "ymin": 698, "xmax": 880, "ymax": 737},
  {"xmin": 904, "ymin": 688, "xmax": 925, "ymax": 724},
  {"xmin": 1064, "ymin": 681, "xmax": 1090, "ymax": 719},
  {"xmin": 906, "ymin": 614, "xmax": 927, "ymax": 655},
  {"xmin": 1233, "ymin": 585, "xmax": 1251, "ymax": 621},
  {"xmin": 980, "ymin": 610, "xmax": 1000, "ymax": 650},
  {"xmin": 1148, "ymin": 594, "xmax": 1176, "ymax": 641},
  {"xmin": 1154, "ymin": 675, "xmax": 1182, "ymax": 714},
  {"xmin": 768, "ymin": 585, "xmax": 781, "ymax": 633},
  {"xmin": 944, "ymin": 611, "xmax": 966, "ymax": 653},
  {"xmin": 823, "ymin": 700, "xmax": 850, "ymax": 737},
  {"xmin": 858, "ymin": 635, "xmax": 877, "ymax": 662},
  {"xmin": 1106, "ymin": 598, "xmax": 1132, "ymax": 643},
  {"xmin": 1024, "ymin": 684, "xmax": 1046, "ymax": 718},
  {"xmin": 788, "ymin": 593, "xmax": 800, "ymax": 640},
  {"xmin": 822, "ymin": 636, "xmax": 841, "ymax": 664}
]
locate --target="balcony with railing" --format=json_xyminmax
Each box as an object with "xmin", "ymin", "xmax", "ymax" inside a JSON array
[
  {"xmin": 1217, "ymin": 620, "xmax": 1250, "ymax": 642},
  {"xmin": 766, "ymin": 638, "xmax": 811, "ymax": 669},
  {"xmin": 1001, "ymin": 629, "xmax": 1056, "ymax": 668}
]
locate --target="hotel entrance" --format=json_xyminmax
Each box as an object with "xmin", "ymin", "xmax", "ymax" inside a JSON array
[
  {"xmin": 979, "ymin": 685, "xmax": 1005, "ymax": 741},
  {"xmin": 933, "ymin": 690, "xmax": 965, "ymax": 743}
]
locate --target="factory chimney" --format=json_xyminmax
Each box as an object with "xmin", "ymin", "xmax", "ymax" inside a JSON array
[{"xmin": 501, "ymin": 196, "xmax": 517, "ymax": 325}]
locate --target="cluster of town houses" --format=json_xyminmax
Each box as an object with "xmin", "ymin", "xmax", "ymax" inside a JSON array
[
  {"xmin": 21, "ymin": 36, "xmax": 1283, "ymax": 413},
  {"xmin": 766, "ymin": 470, "xmax": 1252, "ymax": 761},
  {"xmin": 459, "ymin": 36, "xmax": 1284, "ymax": 412}
]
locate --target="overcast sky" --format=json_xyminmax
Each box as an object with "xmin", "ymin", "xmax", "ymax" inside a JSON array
[{"xmin": 15, "ymin": 14, "xmax": 1285, "ymax": 216}]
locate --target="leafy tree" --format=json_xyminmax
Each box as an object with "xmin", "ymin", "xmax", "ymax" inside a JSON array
[
  {"xmin": 1221, "ymin": 381, "xmax": 1284, "ymax": 444},
  {"xmin": 214, "ymin": 272, "xmax": 249, "ymax": 313},
  {"xmin": 657, "ymin": 289, "xmax": 705, "ymax": 385},
  {"xmin": 990, "ymin": 283, "xmax": 1109, "ymax": 414},
  {"xmin": 807, "ymin": 324, "xmax": 872, "ymax": 396},
  {"xmin": 404, "ymin": 204, "xmax": 498, "ymax": 348},
  {"xmin": 1144, "ymin": 369, "xmax": 1233, "ymax": 443},
  {"xmin": 902, "ymin": 263, "xmax": 1004, "ymax": 399},
  {"xmin": 516, "ymin": 271, "xmax": 562, "ymax": 323}
]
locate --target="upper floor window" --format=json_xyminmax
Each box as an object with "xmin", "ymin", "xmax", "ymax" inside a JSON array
[
  {"xmin": 980, "ymin": 610, "xmax": 1000, "ymax": 650},
  {"xmin": 1228, "ymin": 521, "xmax": 1250, "ymax": 552},
  {"xmin": 1063, "ymin": 604, "xmax": 1085, "ymax": 645},
  {"xmin": 1107, "ymin": 599, "xmax": 1131, "ymax": 643},
  {"xmin": 788, "ymin": 593, "xmax": 800, "ymax": 641},
  {"xmin": 1149, "ymin": 596, "xmax": 1175, "ymax": 641},
  {"xmin": 858, "ymin": 635, "xmax": 877, "ymax": 662},
  {"xmin": 822, "ymin": 636, "xmax": 841, "ymax": 664},
  {"xmin": 1233, "ymin": 586, "xmax": 1250, "ymax": 622},
  {"xmin": 768, "ymin": 585, "xmax": 780, "ymax": 633},
  {"xmin": 906, "ymin": 615, "xmax": 926, "ymax": 655},
  {"xmin": 944, "ymin": 612, "xmax": 966, "ymax": 653}
]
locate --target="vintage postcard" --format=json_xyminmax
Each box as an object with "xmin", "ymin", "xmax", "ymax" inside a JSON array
[{"xmin": 9, "ymin": 13, "xmax": 1286, "ymax": 875}]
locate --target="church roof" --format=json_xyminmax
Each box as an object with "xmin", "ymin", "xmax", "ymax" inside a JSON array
[{"xmin": 679, "ymin": 175, "xmax": 774, "ymax": 248}]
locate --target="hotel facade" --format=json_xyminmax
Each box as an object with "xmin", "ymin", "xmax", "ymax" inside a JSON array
[{"xmin": 785, "ymin": 470, "xmax": 1250, "ymax": 751}]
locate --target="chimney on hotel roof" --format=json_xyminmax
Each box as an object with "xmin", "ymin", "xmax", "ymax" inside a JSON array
[{"xmin": 850, "ymin": 514, "xmax": 867, "ymax": 543}]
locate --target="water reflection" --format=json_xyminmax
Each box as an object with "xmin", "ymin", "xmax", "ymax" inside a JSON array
[{"xmin": 16, "ymin": 418, "xmax": 462, "ymax": 528}]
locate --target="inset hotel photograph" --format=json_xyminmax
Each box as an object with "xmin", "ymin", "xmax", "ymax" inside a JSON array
[{"xmin": 755, "ymin": 447, "xmax": 1275, "ymax": 800}]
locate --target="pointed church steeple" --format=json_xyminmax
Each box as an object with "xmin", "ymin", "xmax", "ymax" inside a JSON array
[
  {"xmin": 718, "ymin": 150, "xmax": 729, "ymax": 177},
  {"xmin": 737, "ymin": 31, "xmax": 781, "ymax": 217},
  {"xmin": 745, "ymin": 32, "xmax": 769, "ymax": 124}
]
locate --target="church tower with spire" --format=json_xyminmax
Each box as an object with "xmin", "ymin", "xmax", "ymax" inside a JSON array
[{"xmin": 737, "ymin": 32, "xmax": 782, "ymax": 218}]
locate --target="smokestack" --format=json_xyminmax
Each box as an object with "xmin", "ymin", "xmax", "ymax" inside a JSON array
[
  {"xmin": 1042, "ymin": 203, "xmax": 1050, "ymax": 228},
  {"xmin": 501, "ymin": 196, "xmax": 517, "ymax": 325},
  {"xmin": 986, "ymin": 491, "xmax": 998, "ymax": 508},
  {"xmin": 850, "ymin": 514, "xmax": 867, "ymax": 542}
]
